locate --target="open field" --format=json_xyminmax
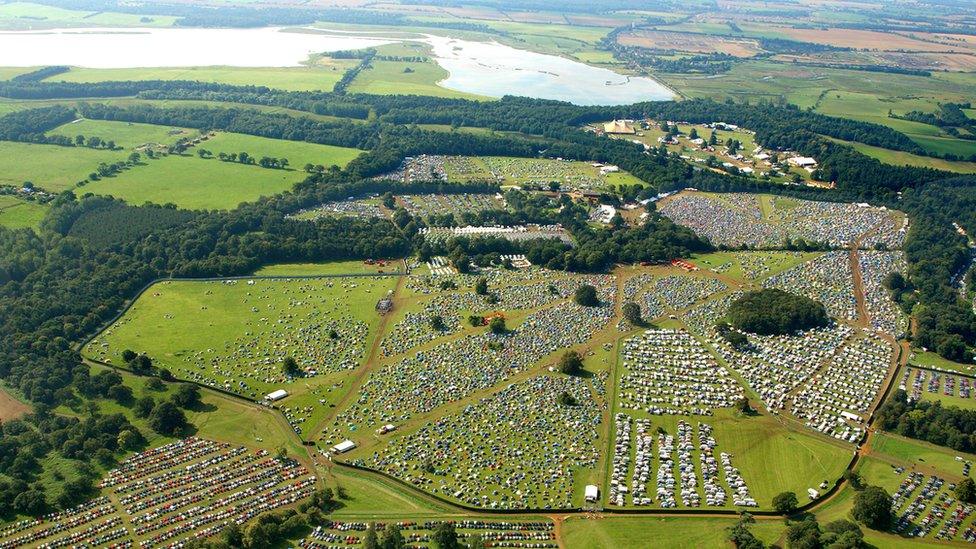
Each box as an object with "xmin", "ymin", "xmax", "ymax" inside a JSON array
[
  {"xmin": 562, "ymin": 515, "xmax": 786, "ymax": 549},
  {"xmin": 0, "ymin": 141, "xmax": 127, "ymax": 192},
  {"xmin": 253, "ymin": 260, "xmax": 403, "ymax": 277},
  {"xmin": 81, "ymin": 131, "xmax": 362, "ymax": 210},
  {"xmin": 52, "ymin": 63, "xmax": 357, "ymax": 92},
  {"xmin": 831, "ymin": 138, "xmax": 976, "ymax": 174},
  {"xmin": 348, "ymin": 58, "xmax": 484, "ymax": 99},
  {"xmin": 910, "ymin": 350, "xmax": 976, "ymax": 375},
  {"xmin": 0, "ymin": 1, "xmax": 178, "ymax": 29},
  {"xmin": 617, "ymin": 29, "xmax": 761, "ymax": 57},
  {"xmin": 0, "ymin": 195, "xmax": 47, "ymax": 229},
  {"xmin": 83, "ymin": 276, "xmax": 397, "ymax": 437},
  {"xmin": 48, "ymin": 118, "xmax": 198, "ymax": 150}
]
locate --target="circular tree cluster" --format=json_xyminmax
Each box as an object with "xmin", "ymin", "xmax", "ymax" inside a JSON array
[{"xmin": 727, "ymin": 288, "xmax": 830, "ymax": 335}]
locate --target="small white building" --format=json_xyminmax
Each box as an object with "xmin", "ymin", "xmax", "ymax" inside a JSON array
[
  {"xmin": 332, "ymin": 440, "xmax": 357, "ymax": 454},
  {"xmin": 807, "ymin": 488, "xmax": 820, "ymax": 500},
  {"xmin": 788, "ymin": 156, "xmax": 818, "ymax": 168},
  {"xmin": 265, "ymin": 389, "xmax": 288, "ymax": 402},
  {"xmin": 585, "ymin": 485, "xmax": 600, "ymax": 503}
]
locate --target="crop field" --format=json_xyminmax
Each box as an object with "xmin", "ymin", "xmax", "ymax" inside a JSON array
[
  {"xmin": 47, "ymin": 118, "xmax": 198, "ymax": 150},
  {"xmin": 617, "ymin": 30, "xmax": 762, "ymax": 57},
  {"xmin": 51, "ymin": 62, "xmax": 358, "ymax": 92},
  {"xmin": 0, "ymin": 141, "xmax": 126, "ymax": 192},
  {"xmin": 82, "ymin": 276, "xmax": 398, "ymax": 436},
  {"xmin": 82, "ymin": 131, "xmax": 362, "ymax": 209},
  {"xmin": 0, "ymin": 195, "xmax": 47, "ymax": 229}
]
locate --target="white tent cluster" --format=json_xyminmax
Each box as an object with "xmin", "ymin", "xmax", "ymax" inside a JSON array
[
  {"xmin": 859, "ymin": 250, "xmax": 909, "ymax": 336},
  {"xmin": 659, "ymin": 192, "xmax": 901, "ymax": 249},
  {"xmin": 288, "ymin": 198, "xmax": 386, "ymax": 221},
  {"xmin": 358, "ymin": 375, "xmax": 602, "ymax": 510},
  {"xmin": 790, "ymin": 335, "xmax": 893, "ymax": 442},
  {"xmin": 301, "ymin": 520, "xmax": 556, "ymax": 548},
  {"xmin": 333, "ymin": 277, "xmax": 615, "ymax": 429},
  {"xmin": 619, "ymin": 329, "xmax": 744, "ymax": 415},
  {"xmin": 708, "ymin": 324, "xmax": 853, "ymax": 411},
  {"xmin": 762, "ymin": 251, "xmax": 857, "ymax": 322},
  {"xmin": 0, "ymin": 438, "xmax": 316, "ymax": 549},
  {"xmin": 399, "ymin": 193, "xmax": 501, "ymax": 219}
]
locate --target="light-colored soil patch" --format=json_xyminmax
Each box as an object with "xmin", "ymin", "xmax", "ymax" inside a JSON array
[
  {"xmin": 0, "ymin": 387, "xmax": 30, "ymax": 421},
  {"xmin": 618, "ymin": 30, "xmax": 761, "ymax": 57}
]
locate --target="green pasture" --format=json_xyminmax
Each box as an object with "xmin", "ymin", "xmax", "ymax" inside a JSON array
[
  {"xmin": 253, "ymin": 260, "xmax": 403, "ymax": 277},
  {"xmin": 831, "ymin": 138, "xmax": 976, "ymax": 174},
  {"xmin": 909, "ymin": 350, "xmax": 976, "ymax": 375},
  {"xmin": 561, "ymin": 515, "xmax": 785, "ymax": 549},
  {"xmin": 0, "ymin": 195, "xmax": 47, "ymax": 229},
  {"xmin": 48, "ymin": 118, "xmax": 198, "ymax": 150},
  {"xmin": 694, "ymin": 251, "xmax": 818, "ymax": 283},
  {"xmin": 53, "ymin": 63, "xmax": 356, "ymax": 92},
  {"xmin": 0, "ymin": 141, "xmax": 127, "ymax": 192},
  {"xmin": 870, "ymin": 433, "xmax": 975, "ymax": 480},
  {"xmin": 0, "ymin": 67, "xmax": 35, "ymax": 80},
  {"xmin": 81, "ymin": 132, "xmax": 362, "ymax": 209},
  {"xmin": 83, "ymin": 276, "xmax": 396, "ymax": 436},
  {"xmin": 348, "ymin": 58, "xmax": 485, "ymax": 99},
  {"xmin": 0, "ymin": 2, "xmax": 177, "ymax": 29}
]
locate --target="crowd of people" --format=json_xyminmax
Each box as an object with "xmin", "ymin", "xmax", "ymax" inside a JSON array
[
  {"xmin": 357, "ymin": 375, "xmax": 603, "ymax": 509},
  {"xmin": 659, "ymin": 192, "xmax": 901, "ymax": 249},
  {"xmin": 0, "ymin": 438, "xmax": 316, "ymax": 549},
  {"xmin": 619, "ymin": 329, "xmax": 743, "ymax": 416}
]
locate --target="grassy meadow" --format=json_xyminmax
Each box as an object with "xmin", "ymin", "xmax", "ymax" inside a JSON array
[
  {"xmin": 48, "ymin": 118, "xmax": 198, "ymax": 150},
  {"xmin": 0, "ymin": 141, "xmax": 126, "ymax": 192},
  {"xmin": 82, "ymin": 276, "xmax": 397, "ymax": 436},
  {"xmin": 0, "ymin": 195, "xmax": 47, "ymax": 229},
  {"xmin": 81, "ymin": 132, "xmax": 362, "ymax": 210}
]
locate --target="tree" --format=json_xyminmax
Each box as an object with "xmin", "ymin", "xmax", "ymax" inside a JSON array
[
  {"xmin": 772, "ymin": 491, "xmax": 798, "ymax": 514},
  {"xmin": 574, "ymin": 285, "xmax": 599, "ymax": 306},
  {"xmin": 474, "ymin": 277, "xmax": 488, "ymax": 295},
  {"xmin": 363, "ymin": 523, "xmax": 379, "ymax": 549},
  {"xmin": 557, "ymin": 391, "xmax": 577, "ymax": 406},
  {"xmin": 622, "ymin": 301, "xmax": 642, "ymax": 325},
  {"xmin": 559, "ymin": 350, "xmax": 584, "ymax": 375},
  {"xmin": 171, "ymin": 383, "xmax": 200, "ymax": 409},
  {"xmin": 467, "ymin": 534, "xmax": 486, "ymax": 549},
  {"xmin": 144, "ymin": 377, "xmax": 165, "ymax": 392},
  {"xmin": 148, "ymin": 401, "xmax": 188, "ymax": 436},
  {"xmin": 728, "ymin": 289, "xmax": 829, "ymax": 335},
  {"xmin": 821, "ymin": 520, "xmax": 863, "ymax": 548},
  {"xmin": 13, "ymin": 489, "xmax": 47, "ymax": 516},
  {"xmin": 121, "ymin": 349, "xmax": 137, "ymax": 363},
  {"xmin": 134, "ymin": 396, "xmax": 155, "ymax": 418},
  {"xmin": 956, "ymin": 477, "xmax": 976, "ymax": 503},
  {"xmin": 430, "ymin": 315, "xmax": 446, "ymax": 331},
  {"xmin": 785, "ymin": 517, "xmax": 820, "ymax": 549},
  {"xmin": 282, "ymin": 357, "xmax": 302, "ymax": 378},
  {"xmin": 852, "ymin": 485, "xmax": 892, "ymax": 529},
  {"xmin": 489, "ymin": 316, "xmax": 506, "ymax": 334},
  {"xmin": 432, "ymin": 521, "xmax": 460, "ymax": 549},
  {"xmin": 468, "ymin": 315, "xmax": 484, "ymax": 327},
  {"xmin": 380, "ymin": 524, "xmax": 406, "ymax": 549}
]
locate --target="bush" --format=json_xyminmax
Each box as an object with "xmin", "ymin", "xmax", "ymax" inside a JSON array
[
  {"xmin": 489, "ymin": 316, "xmax": 506, "ymax": 334},
  {"xmin": 728, "ymin": 289, "xmax": 829, "ymax": 335}
]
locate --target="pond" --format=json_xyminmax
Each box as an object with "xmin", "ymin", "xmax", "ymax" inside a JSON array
[{"xmin": 0, "ymin": 26, "xmax": 674, "ymax": 104}]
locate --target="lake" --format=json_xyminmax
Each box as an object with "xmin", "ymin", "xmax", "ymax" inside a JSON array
[{"xmin": 0, "ymin": 26, "xmax": 674, "ymax": 104}]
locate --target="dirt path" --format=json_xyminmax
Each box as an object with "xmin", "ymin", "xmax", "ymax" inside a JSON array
[
  {"xmin": 308, "ymin": 274, "xmax": 407, "ymax": 440},
  {"xmin": 849, "ymin": 246, "xmax": 870, "ymax": 329}
]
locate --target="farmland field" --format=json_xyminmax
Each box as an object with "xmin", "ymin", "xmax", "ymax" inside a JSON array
[
  {"xmin": 47, "ymin": 118, "xmax": 198, "ymax": 150},
  {"xmin": 81, "ymin": 132, "xmax": 362, "ymax": 209},
  {"xmin": 0, "ymin": 195, "xmax": 47, "ymax": 229},
  {"xmin": 52, "ymin": 63, "xmax": 357, "ymax": 92},
  {"xmin": 0, "ymin": 141, "xmax": 126, "ymax": 192}
]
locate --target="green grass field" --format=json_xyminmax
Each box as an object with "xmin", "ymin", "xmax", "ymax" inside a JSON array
[
  {"xmin": 910, "ymin": 350, "xmax": 976, "ymax": 375},
  {"xmin": 48, "ymin": 118, "xmax": 198, "ymax": 150},
  {"xmin": 0, "ymin": 1, "xmax": 177, "ymax": 29},
  {"xmin": 53, "ymin": 63, "xmax": 356, "ymax": 92},
  {"xmin": 0, "ymin": 141, "xmax": 127, "ymax": 192},
  {"xmin": 694, "ymin": 251, "xmax": 818, "ymax": 283},
  {"xmin": 254, "ymin": 260, "xmax": 403, "ymax": 277},
  {"xmin": 81, "ymin": 132, "xmax": 362, "ymax": 209},
  {"xmin": 348, "ymin": 58, "xmax": 485, "ymax": 99},
  {"xmin": 561, "ymin": 516, "xmax": 785, "ymax": 549},
  {"xmin": 832, "ymin": 138, "xmax": 976, "ymax": 173},
  {"xmin": 0, "ymin": 195, "xmax": 47, "ymax": 229},
  {"xmin": 870, "ymin": 433, "xmax": 975, "ymax": 480},
  {"xmin": 83, "ymin": 276, "xmax": 396, "ymax": 437}
]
